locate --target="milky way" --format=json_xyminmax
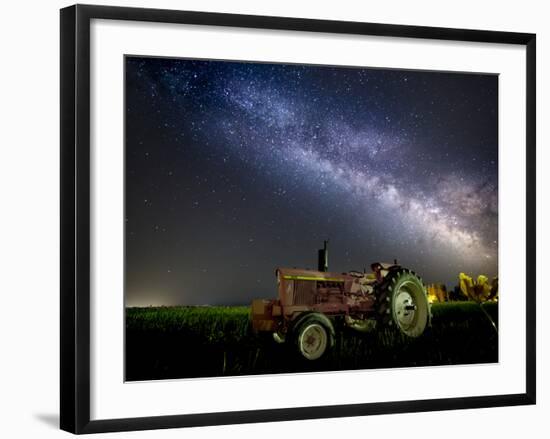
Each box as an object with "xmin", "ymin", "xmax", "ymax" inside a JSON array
[{"xmin": 125, "ymin": 57, "xmax": 498, "ymax": 306}]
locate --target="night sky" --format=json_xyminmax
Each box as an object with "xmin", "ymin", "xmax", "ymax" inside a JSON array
[{"xmin": 125, "ymin": 56, "xmax": 498, "ymax": 307}]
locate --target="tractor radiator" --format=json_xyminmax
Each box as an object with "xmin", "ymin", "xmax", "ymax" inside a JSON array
[{"xmin": 293, "ymin": 280, "xmax": 316, "ymax": 305}]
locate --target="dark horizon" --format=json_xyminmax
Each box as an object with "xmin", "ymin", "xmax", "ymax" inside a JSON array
[{"xmin": 125, "ymin": 57, "xmax": 498, "ymax": 307}]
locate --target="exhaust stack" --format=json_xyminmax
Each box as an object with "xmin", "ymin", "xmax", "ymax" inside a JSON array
[{"xmin": 318, "ymin": 240, "xmax": 329, "ymax": 272}]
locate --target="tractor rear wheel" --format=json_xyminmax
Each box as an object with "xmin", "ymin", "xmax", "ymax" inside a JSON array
[
  {"xmin": 292, "ymin": 313, "xmax": 335, "ymax": 360},
  {"xmin": 377, "ymin": 269, "xmax": 430, "ymax": 337}
]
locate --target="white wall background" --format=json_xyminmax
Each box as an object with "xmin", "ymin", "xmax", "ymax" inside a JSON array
[{"xmin": 0, "ymin": 0, "xmax": 546, "ymax": 437}]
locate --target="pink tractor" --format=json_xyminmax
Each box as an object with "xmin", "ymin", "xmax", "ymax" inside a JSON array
[{"xmin": 251, "ymin": 242, "xmax": 431, "ymax": 360}]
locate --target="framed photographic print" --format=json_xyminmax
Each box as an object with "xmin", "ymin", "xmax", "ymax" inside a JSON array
[{"xmin": 60, "ymin": 4, "xmax": 536, "ymax": 434}]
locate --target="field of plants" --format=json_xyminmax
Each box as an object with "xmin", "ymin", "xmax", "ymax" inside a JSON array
[{"xmin": 125, "ymin": 302, "xmax": 498, "ymax": 381}]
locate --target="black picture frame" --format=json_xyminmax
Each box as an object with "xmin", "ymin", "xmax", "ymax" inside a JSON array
[{"xmin": 60, "ymin": 4, "xmax": 536, "ymax": 434}]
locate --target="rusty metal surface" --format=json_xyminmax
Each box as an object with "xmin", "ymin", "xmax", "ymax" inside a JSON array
[
  {"xmin": 252, "ymin": 318, "xmax": 277, "ymax": 332},
  {"xmin": 251, "ymin": 299, "xmax": 277, "ymax": 332},
  {"xmin": 252, "ymin": 262, "xmax": 405, "ymax": 333},
  {"xmin": 276, "ymin": 267, "xmax": 349, "ymax": 308}
]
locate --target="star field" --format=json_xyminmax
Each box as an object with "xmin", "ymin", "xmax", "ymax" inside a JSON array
[{"xmin": 125, "ymin": 57, "xmax": 498, "ymax": 306}]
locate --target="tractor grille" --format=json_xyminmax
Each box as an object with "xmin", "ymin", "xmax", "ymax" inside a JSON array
[{"xmin": 293, "ymin": 280, "xmax": 316, "ymax": 305}]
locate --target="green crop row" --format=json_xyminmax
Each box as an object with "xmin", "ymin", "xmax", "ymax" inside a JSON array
[{"xmin": 125, "ymin": 302, "xmax": 498, "ymax": 381}]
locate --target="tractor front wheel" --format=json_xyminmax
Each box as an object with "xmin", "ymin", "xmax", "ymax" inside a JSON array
[{"xmin": 292, "ymin": 313, "xmax": 335, "ymax": 361}]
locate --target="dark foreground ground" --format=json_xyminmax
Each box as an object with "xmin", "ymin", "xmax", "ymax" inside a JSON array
[{"xmin": 125, "ymin": 302, "xmax": 498, "ymax": 381}]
